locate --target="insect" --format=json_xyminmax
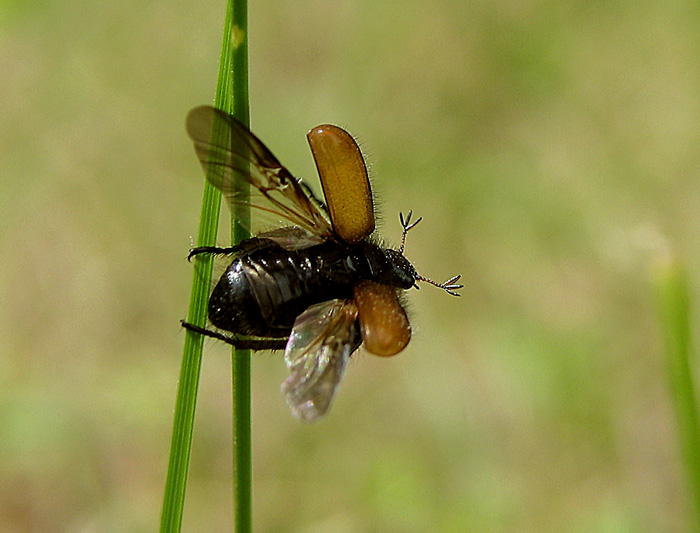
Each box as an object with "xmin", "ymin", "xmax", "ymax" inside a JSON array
[{"xmin": 182, "ymin": 106, "xmax": 462, "ymax": 421}]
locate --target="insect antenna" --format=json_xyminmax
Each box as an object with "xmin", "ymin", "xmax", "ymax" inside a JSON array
[
  {"xmin": 415, "ymin": 274, "xmax": 463, "ymax": 297},
  {"xmin": 398, "ymin": 211, "xmax": 463, "ymax": 296},
  {"xmin": 398, "ymin": 210, "xmax": 423, "ymax": 254}
]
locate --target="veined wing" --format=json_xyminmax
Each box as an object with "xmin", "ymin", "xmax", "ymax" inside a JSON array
[
  {"xmin": 255, "ymin": 226, "xmax": 325, "ymax": 251},
  {"xmin": 186, "ymin": 106, "xmax": 335, "ymax": 238},
  {"xmin": 281, "ymin": 299, "xmax": 361, "ymax": 421}
]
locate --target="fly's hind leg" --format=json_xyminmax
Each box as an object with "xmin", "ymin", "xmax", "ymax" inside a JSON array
[{"xmin": 181, "ymin": 321, "xmax": 288, "ymax": 350}]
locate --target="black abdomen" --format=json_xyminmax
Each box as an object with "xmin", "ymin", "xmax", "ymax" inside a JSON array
[{"xmin": 208, "ymin": 240, "xmax": 369, "ymax": 337}]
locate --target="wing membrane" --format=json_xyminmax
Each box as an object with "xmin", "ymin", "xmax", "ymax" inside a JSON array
[
  {"xmin": 281, "ymin": 299, "xmax": 361, "ymax": 421},
  {"xmin": 256, "ymin": 226, "xmax": 325, "ymax": 251},
  {"xmin": 186, "ymin": 106, "xmax": 334, "ymax": 238}
]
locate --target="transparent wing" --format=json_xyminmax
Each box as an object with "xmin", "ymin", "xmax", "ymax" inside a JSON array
[
  {"xmin": 186, "ymin": 106, "xmax": 335, "ymax": 238},
  {"xmin": 281, "ymin": 299, "xmax": 361, "ymax": 421},
  {"xmin": 256, "ymin": 226, "xmax": 325, "ymax": 251}
]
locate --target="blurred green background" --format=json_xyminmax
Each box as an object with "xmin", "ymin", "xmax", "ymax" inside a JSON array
[{"xmin": 2, "ymin": 0, "xmax": 699, "ymax": 530}]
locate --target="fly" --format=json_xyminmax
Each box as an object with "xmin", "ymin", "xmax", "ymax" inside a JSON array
[{"xmin": 182, "ymin": 106, "xmax": 462, "ymax": 421}]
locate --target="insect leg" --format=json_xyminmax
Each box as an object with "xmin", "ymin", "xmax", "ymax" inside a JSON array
[
  {"xmin": 187, "ymin": 245, "xmax": 239, "ymax": 260},
  {"xmin": 187, "ymin": 237, "xmax": 278, "ymax": 261},
  {"xmin": 298, "ymin": 180, "xmax": 328, "ymax": 213},
  {"xmin": 181, "ymin": 320, "xmax": 288, "ymax": 350}
]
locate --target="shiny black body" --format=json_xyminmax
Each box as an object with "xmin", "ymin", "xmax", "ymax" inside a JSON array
[{"xmin": 208, "ymin": 235, "xmax": 417, "ymax": 338}]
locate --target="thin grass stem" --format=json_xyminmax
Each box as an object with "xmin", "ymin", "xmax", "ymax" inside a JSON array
[
  {"xmin": 160, "ymin": 0, "xmax": 250, "ymax": 530},
  {"xmin": 655, "ymin": 256, "xmax": 700, "ymax": 526},
  {"xmin": 228, "ymin": 1, "xmax": 252, "ymax": 531}
]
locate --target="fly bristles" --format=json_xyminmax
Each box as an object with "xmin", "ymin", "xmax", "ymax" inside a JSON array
[
  {"xmin": 398, "ymin": 210, "xmax": 422, "ymax": 254},
  {"xmin": 416, "ymin": 274, "xmax": 463, "ymax": 297}
]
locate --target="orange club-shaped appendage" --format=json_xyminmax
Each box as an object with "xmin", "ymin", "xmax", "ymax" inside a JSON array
[
  {"xmin": 306, "ymin": 124, "xmax": 411, "ymax": 357},
  {"xmin": 306, "ymin": 124, "xmax": 375, "ymax": 244},
  {"xmin": 353, "ymin": 280, "xmax": 411, "ymax": 356}
]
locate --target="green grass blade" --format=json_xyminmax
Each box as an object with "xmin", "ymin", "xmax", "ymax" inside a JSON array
[
  {"xmin": 160, "ymin": 183, "xmax": 221, "ymax": 533},
  {"xmin": 228, "ymin": 0, "xmax": 252, "ymax": 531},
  {"xmin": 160, "ymin": 0, "xmax": 249, "ymax": 530},
  {"xmin": 655, "ymin": 257, "xmax": 700, "ymax": 525}
]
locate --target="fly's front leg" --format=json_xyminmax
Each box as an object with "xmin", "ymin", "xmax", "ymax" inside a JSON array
[
  {"xmin": 187, "ymin": 237, "xmax": 278, "ymax": 261},
  {"xmin": 187, "ymin": 245, "xmax": 238, "ymax": 261},
  {"xmin": 181, "ymin": 321, "xmax": 288, "ymax": 350}
]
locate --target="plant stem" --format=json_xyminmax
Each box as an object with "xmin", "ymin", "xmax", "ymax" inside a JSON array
[
  {"xmin": 228, "ymin": 0, "xmax": 252, "ymax": 531},
  {"xmin": 655, "ymin": 256, "xmax": 700, "ymax": 526},
  {"xmin": 160, "ymin": 0, "xmax": 250, "ymax": 530}
]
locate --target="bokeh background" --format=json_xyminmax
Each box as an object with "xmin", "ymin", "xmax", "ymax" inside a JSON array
[{"xmin": 2, "ymin": 0, "xmax": 700, "ymax": 530}]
